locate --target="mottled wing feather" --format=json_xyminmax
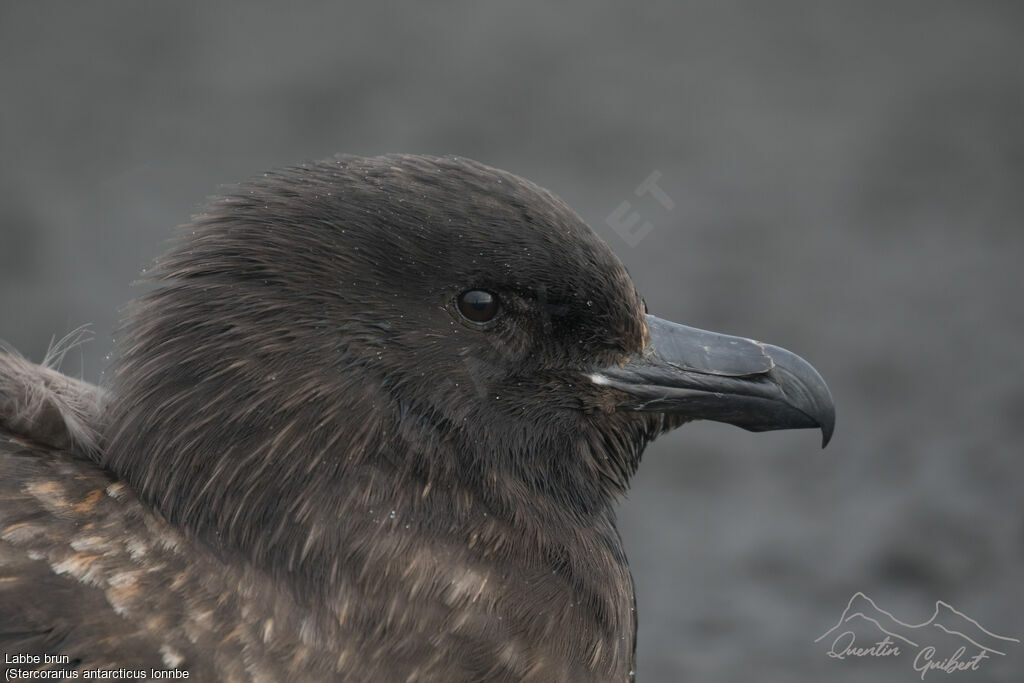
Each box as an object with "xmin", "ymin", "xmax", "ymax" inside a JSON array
[
  {"xmin": 0, "ymin": 353, "xmax": 289, "ymax": 681},
  {"xmin": 0, "ymin": 353, "xmax": 413, "ymax": 682},
  {"xmin": 0, "ymin": 433, "xmax": 205, "ymax": 676}
]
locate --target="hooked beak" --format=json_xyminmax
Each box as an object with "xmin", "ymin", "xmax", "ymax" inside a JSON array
[{"xmin": 590, "ymin": 315, "xmax": 835, "ymax": 447}]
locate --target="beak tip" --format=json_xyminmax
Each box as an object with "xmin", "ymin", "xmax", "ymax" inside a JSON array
[
  {"xmin": 822, "ymin": 402, "xmax": 836, "ymax": 448},
  {"xmin": 763, "ymin": 343, "xmax": 835, "ymax": 450},
  {"xmin": 815, "ymin": 395, "xmax": 835, "ymax": 448}
]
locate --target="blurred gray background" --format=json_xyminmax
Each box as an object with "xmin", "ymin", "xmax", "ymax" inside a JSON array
[{"xmin": 2, "ymin": 2, "xmax": 1021, "ymax": 681}]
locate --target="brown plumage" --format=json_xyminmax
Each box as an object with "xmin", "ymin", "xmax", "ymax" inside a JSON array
[{"xmin": 1, "ymin": 154, "xmax": 833, "ymax": 681}]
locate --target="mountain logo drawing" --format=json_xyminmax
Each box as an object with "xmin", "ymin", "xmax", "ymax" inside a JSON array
[{"xmin": 816, "ymin": 592, "xmax": 1019, "ymax": 678}]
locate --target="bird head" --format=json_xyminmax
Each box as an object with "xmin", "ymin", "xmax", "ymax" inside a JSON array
[{"xmin": 103, "ymin": 154, "xmax": 833, "ymax": 557}]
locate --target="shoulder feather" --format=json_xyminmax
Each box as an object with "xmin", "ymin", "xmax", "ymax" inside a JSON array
[{"xmin": 0, "ymin": 340, "xmax": 103, "ymax": 457}]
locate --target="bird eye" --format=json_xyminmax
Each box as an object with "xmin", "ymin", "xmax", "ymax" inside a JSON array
[{"xmin": 457, "ymin": 290, "xmax": 500, "ymax": 324}]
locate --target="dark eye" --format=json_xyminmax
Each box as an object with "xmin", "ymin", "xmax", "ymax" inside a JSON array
[{"xmin": 457, "ymin": 290, "xmax": 500, "ymax": 324}]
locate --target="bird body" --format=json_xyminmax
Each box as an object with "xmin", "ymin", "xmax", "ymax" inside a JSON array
[
  {"xmin": 1, "ymin": 155, "xmax": 833, "ymax": 681},
  {"xmin": 0, "ymin": 357, "xmax": 632, "ymax": 680}
]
